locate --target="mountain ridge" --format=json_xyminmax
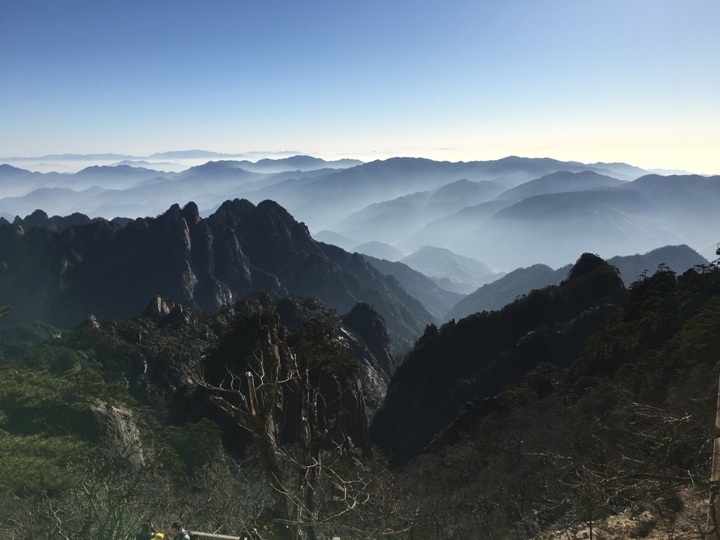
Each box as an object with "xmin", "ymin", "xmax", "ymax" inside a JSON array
[
  {"xmin": 5, "ymin": 155, "xmax": 719, "ymax": 274},
  {"xmin": 0, "ymin": 199, "xmax": 433, "ymax": 351},
  {"xmin": 446, "ymin": 244, "xmax": 708, "ymax": 320}
]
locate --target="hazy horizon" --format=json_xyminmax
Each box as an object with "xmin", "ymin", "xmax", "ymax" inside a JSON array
[
  {"xmin": 2, "ymin": 149, "xmax": 719, "ymax": 272},
  {"xmin": 2, "ymin": 0, "xmax": 719, "ymax": 175},
  {"xmin": 0, "ymin": 150, "xmax": 707, "ymax": 178}
]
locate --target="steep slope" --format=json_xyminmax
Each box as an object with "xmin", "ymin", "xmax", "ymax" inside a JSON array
[
  {"xmin": 360, "ymin": 254, "xmax": 464, "ymax": 320},
  {"xmin": 171, "ymin": 293, "xmax": 395, "ymax": 426},
  {"xmin": 0, "ymin": 199, "xmax": 432, "ymax": 349},
  {"xmin": 387, "ymin": 259, "xmax": 720, "ymax": 539},
  {"xmin": 370, "ymin": 253, "xmax": 627, "ymax": 463}
]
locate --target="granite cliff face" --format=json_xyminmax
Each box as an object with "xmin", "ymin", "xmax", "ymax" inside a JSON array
[
  {"xmin": 0, "ymin": 199, "xmax": 433, "ymax": 348},
  {"xmin": 341, "ymin": 302, "xmax": 397, "ymax": 417},
  {"xmin": 183, "ymin": 304, "xmax": 377, "ymax": 456},
  {"xmin": 227, "ymin": 294, "xmax": 396, "ymax": 419}
]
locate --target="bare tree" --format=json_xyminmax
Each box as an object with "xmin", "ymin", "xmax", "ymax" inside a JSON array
[{"xmin": 201, "ymin": 313, "xmax": 383, "ymax": 540}]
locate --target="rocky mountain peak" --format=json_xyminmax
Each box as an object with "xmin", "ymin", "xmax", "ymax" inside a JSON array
[
  {"xmin": 565, "ymin": 252, "xmax": 612, "ymax": 282},
  {"xmin": 181, "ymin": 201, "xmax": 201, "ymax": 225},
  {"xmin": 0, "ymin": 198, "xmax": 432, "ymax": 348}
]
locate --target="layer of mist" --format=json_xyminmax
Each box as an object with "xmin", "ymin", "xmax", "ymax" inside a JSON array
[{"xmin": 2, "ymin": 154, "xmax": 719, "ymax": 280}]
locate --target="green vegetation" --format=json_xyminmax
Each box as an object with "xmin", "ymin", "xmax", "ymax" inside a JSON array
[
  {"xmin": 3, "ymin": 261, "xmax": 720, "ymax": 538},
  {"xmin": 0, "ymin": 432, "xmax": 91, "ymax": 494},
  {"xmin": 379, "ymin": 263, "xmax": 720, "ymax": 539}
]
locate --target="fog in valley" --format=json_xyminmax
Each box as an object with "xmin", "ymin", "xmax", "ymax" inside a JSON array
[{"xmin": 2, "ymin": 153, "xmax": 716, "ymax": 281}]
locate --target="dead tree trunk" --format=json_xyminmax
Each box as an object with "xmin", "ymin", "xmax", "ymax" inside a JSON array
[
  {"xmin": 209, "ymin": 320, "xmax": 296, "ymax": 540},
  {"xmin": 203, "ymin": 313, "xmax": 369, "ymax": 540}
]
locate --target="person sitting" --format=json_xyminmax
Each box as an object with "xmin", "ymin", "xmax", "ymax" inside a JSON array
[{"xmin": 168, "ymin": 521, "xmax": 190, "ymax": 540}]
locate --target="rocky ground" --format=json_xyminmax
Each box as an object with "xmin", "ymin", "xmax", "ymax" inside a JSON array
[{"xmin": 542, "ymin": 488, "xmax": 714, "ymax": 539}]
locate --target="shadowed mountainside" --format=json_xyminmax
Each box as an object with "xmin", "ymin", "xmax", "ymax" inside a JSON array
[
  {"xmin": 360, "ymin": 254, "xmax": 464, "ymax": 320},
  {"xmin": 370, "ymin": 253, "xmax": 630, "ymax": 463},
  {"xmin": 5, "ymin": 156, "xmax": 719, "ymax": 298},
  {"xmin": 0, "ymin": 199, "xmax": 433, "ymax": 350}
]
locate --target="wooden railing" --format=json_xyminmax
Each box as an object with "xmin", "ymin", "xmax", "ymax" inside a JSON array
[
  {"xmin": 164, "ymin": 531, "xmax": 341, "ymax": 539},
  {"xmin": 191, "ymin": 534, "xmax": 242, "ymax": 540}
]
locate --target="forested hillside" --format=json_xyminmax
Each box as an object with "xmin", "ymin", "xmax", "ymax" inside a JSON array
[
  {"xmin": 3, "ymin": 254, "xmax": 720, "ymax": 539},
  {"xmin": 373, "ymin": 256, "xmax": 720, "ymax": 538}
]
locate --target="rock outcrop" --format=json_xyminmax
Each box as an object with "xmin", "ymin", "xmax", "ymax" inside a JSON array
[
  {"xmin": 222, "ymin": 294, "xmax": 396, "ymax": 419},
  {"xmin": 90, "ymin": 403, "xmax": 144, "ymax": 466},
  {"xmin": 142, "ymin": 295, "xmax": 171, "ymax": 320}
]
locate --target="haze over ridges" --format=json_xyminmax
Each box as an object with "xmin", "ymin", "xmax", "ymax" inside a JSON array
[{"xmin": 2, "ymin": 154, "xmax": 719, "ymax": 275}]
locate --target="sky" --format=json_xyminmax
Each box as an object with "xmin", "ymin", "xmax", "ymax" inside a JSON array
[{"xmin": 1, "ymin": 0, "xmax": 719, "ymax": 173}]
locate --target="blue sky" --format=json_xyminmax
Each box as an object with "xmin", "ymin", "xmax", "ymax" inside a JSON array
[{"xmin": 1, "ymin": 0, "xmax": 719, "ymax": 173}]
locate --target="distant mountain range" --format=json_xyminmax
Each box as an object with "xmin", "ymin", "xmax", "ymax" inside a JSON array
[
  {"xmin": 4, "ymin": 151, "xmax": 718, "ymax": 539},
  {"xmin": 358, "ymin": 244, "xmax": 707, "ymax": 322},
  {"xmin": 1, "ymin": 153, "xmax": 718, "ymax": 280}
]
